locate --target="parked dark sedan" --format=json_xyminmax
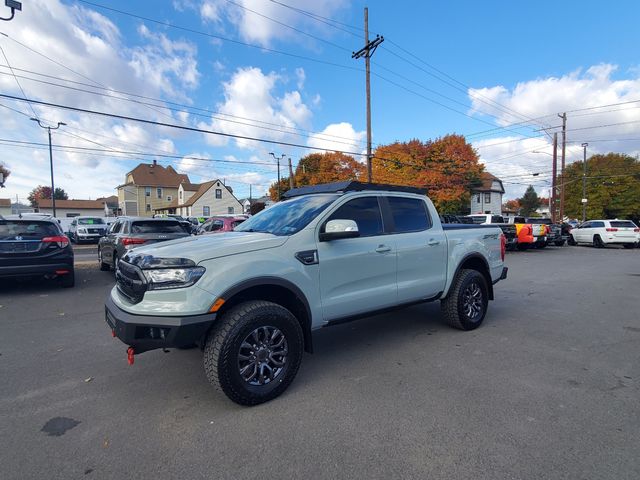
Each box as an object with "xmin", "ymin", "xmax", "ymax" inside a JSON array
[
  {"xmin": 0, "ymin": 215, "xmax": 74, "ymax": 287},
  {"xmin": 98, "ymin": 217, "xmax": 192, "ymax": 272}
]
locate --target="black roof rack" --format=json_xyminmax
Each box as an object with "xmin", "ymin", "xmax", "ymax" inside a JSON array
[{"xmin": 281, "ymin": 181, "xmax": 427, "ymax": 199}]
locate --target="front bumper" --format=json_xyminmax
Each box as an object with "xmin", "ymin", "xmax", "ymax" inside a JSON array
[
  {"xmin": 76, "ymin": 233, "xmax": 104, "ymax": 241},
  {"xmin": 105, "ymin": 295, "xmax": 217, "ymax": 353}
]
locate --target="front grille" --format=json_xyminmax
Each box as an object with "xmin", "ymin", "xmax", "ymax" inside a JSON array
[
  {"xmin": 116, "ymin": 260, "xmax": 148, "ymax": 304},
  {"xmin": 87, "ymin": 228, "xmax": 102, "ymax": 234}
]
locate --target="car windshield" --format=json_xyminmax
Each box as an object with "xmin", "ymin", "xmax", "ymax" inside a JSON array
[
  {"xmin": 131, "ymin": 221, "xmax": 186, "ymax": 234},
  {"xmin": 234, "ymin": 194, "xmax": 339, "ymax": 236},
  {"xmin": 78, "ymin": 218, "xmax": 105, "ymax": 225},
  {"xmin": 0, "ymin": 220, "xmax": 60, "ymax": 240},
  {"xmin": 610, "ymin": 221, "xmax": 637, "ymax": 228}
]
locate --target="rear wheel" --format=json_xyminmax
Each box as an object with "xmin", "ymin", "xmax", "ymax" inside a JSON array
[
  {"xmin": 593, "ymin": 235, "xmax": 605, "ymax": 248},
  {"xmin": 623, "ymin": 243, "xmax": 635, "ymax": 249},
  {"xmin": 554, "ymin": 240, "xmax": 565, "ymax": 246},
  {"xmin": 98, "ymin": 248, "xmax": 110, "ymax": 271},
  {"xmin": 203, "ymin": 300, "xmax": 304, "ymax": 406},
  {"xmin": 441, "ymin": 269, "xmax": 488, "ymax": 331},
  {"xmin": 516, "ymin": 243, "xmax": 529, "ymax": 251}
]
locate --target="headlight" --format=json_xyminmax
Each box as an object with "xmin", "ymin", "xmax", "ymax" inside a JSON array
[
  {"xmin": 78, "ymin": 228, "xmax": 87, "ymax": 233},
  {"xmin": 142, "ymin": 266, "xmax": 205, "ymax": 290}
]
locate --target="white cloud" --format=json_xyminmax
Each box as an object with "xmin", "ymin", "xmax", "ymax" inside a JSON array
[
  {"xmin": 295, "ymin": 67, "xmax": 306, "ymax": 90},
  {"xmin": 469, "ymin": 64, "xmax": 640, "ymax": 199},
  {"xmin": 197, "ymin": 0, "xmax": 348, "ymax": 47},
  {"xmin": 198, "ymin": 66, "xmax": 313, "ymax": 149},
  {"xmin": 307, "ymin": 122, "xmax": 366, "ymax": 154}
]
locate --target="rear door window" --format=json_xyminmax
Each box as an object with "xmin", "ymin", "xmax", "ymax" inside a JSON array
[
  {"xmin": 591, "ymin": 221, "xmax": 605, "ymax": 228},
  {"xmin": 130, "ymin": 221, "xmax": 185, "ymax": 234},
  {"xmin": 387, "ymin": 197, "xmax": 431, "ymax": 233},
  {"xmin": 491, "ymin": 215, "xmax": 505, "ymax": 223}
]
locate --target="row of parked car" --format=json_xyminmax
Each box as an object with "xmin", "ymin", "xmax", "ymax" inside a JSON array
[{"xmin": 440, "ymin": 214, "xmax": 640, "ymax": 250}]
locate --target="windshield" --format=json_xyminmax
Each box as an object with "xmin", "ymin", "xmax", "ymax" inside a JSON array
[
  {"xmin": 235, "ymin": 194, "xmax": 339, "ymax": 236},
  {"xmin": 78, "ymin": 218, "xmax": 105, "ymax": 225},
  {"xmin": 131, "ymin": 221, "xmax": 186, "ymax": 234},
  {"xmin": 0, "ymin": 220, "xmax": 60, "ymax": 240}
]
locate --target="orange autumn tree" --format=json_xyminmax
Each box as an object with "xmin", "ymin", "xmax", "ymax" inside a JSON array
[
  {"xmin": 269, "ymin": 151, "xmax": 365, "ymax": 200},
  {"xmin": 372, "ymin": 135, "xmax": 484, "ymax": 213}
]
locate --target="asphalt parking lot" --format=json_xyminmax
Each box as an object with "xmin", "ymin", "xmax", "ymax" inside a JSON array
[{"xmin": 1, "ymin": 245, "xmax": 639, "ymax": 480}]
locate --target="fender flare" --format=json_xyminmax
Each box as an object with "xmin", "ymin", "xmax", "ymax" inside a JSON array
[{"xmin": 448, "ymin": 253, "xmax": 494, "ymax": 301}]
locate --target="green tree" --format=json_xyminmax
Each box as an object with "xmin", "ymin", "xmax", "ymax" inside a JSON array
[
  {"xmin": 562, "ymin": 152, "xmax": 640, "ymax": 220},
  {"xmin": 28, "ymin": 186, "xmax": 69, "ymax": 207},
  {"xmin": 519, "ymin": 185, "xmax": 540, "ymax": 217}
]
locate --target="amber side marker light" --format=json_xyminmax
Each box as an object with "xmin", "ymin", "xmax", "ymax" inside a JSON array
[{"xmin": 209, "ymin": 298, "xmax": 226, "ymax": 313}]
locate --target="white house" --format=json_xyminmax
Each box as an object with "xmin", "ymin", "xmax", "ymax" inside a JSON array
[
  {"xmin": 470, "ymin": 172, "xmax": 505, "ymax": 215},
  {"xmin": 157, "ymin": 180, "xmax": 242, "ymax": 218}
]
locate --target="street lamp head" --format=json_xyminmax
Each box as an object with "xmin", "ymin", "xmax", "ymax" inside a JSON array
[
  {"xmin": 30, "ymin": 117, "xmax": 38, "ymax": 122},
  {"xmin": 581, "ymin": 143, "xmax": 588, "ymax": 148},
  {"xmin": 58, "ymin": 122, "xmax": 67, "ymax": 127}
]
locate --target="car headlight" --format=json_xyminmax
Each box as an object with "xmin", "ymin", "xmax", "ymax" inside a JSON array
[{"xmin": 143, "ymin": 266, "xmax": 205, "ymax": 290}]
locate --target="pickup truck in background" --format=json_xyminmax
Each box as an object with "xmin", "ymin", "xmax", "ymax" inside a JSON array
[
  {"xmin": 104, "ymin": 181, "xmax": 508, "ymax": 405},
  {"xmin": 526, "ymin": 218, "xmax": 565, "ymax": 247},
  {"xmin": 508, "ymin": 216, "xmax": 546, "ymax": 250},
  {"xmin": 466, "ymin": 214, "xmax": 518, "ymax": 250}
]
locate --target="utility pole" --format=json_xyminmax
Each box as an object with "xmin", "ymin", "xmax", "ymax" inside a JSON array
[
  {"xmin": 288, "ymin": 157, "xmax": 295, "ymax": 189},
  {"xmin": 249, "ymin": 184, "xmax": 252, "ymax": 214},
  {"xmin": 352, "ymin": 8, "xmax": 384, "ymax": 183},
  {"xmin": 31, "ymin": 118, "xmax": 66, "ymax": 218},
  {"xmin": 269, "ymin": 152, "xmax": 285, "ymax": 201},
  {"xmin": 551, "ymin": 132, "xmax": 557, "ymax": 223},
  {"xmin": 581, "ymin": 143, "xmax": 588, "ymax": 222},
  {"xmin": 558, "ymin": 112, "xmax": 567, "ymax": 221}
]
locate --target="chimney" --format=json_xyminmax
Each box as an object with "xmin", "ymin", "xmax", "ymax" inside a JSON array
[{"xmin": 152, "ymin": 159, "xmax": 157, "ymax": 167}]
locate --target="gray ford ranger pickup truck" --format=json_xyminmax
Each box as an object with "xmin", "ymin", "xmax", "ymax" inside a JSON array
[{"xmin": 105, "ymin": 181, "xmax": 508, "ymax": 405}]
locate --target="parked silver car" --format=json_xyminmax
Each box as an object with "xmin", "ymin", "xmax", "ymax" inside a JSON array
[{"xmin": 98, "ymin": 217, "xmax": 191, "ymax": 272}]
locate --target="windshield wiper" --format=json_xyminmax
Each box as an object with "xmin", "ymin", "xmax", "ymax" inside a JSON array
[{"xmin": 242, "ymin": 228, "xmax": 273, "ymax": 234}]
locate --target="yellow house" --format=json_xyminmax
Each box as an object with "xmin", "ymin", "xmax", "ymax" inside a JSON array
[{"xmin": 116, "ymin": 161, "xmax": 190, "ymax": 217}]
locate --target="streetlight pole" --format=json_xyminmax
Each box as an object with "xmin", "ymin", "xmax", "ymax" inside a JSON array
[
  {"xmin": 581, "ymin": 143, "xmax": 588, "ymax": 222},
  {"xmin": 269, "ymin": 152, "xmax": 286, "ymax": 201},
  {"xmin": 31, "ymin": 118, "xmax": 66, "ymax": 217}
]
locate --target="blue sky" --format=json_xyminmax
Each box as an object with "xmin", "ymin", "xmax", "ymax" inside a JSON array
[{"xmin": 1, "ymin": 0, "xmax": 639, "ymax": 203}]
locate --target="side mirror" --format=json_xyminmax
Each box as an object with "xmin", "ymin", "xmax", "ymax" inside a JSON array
[{"xmin": 320, "ymin": 219, "xmax": 360, "ymax": 242}]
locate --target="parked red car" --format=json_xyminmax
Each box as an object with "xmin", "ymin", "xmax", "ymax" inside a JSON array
[{"xmin": 197, "ymin": 216, "xmax": 247, "ymax": 234}]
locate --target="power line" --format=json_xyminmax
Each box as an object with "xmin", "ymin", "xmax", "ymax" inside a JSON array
[{"xmin": 0, "ymin": 42, "xmax": 37, "ymax": 118}]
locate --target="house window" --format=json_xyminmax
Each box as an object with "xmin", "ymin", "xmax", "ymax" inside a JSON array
[
  {"xmin": 146, "ymin": 204, "xmax": 151, "ymax": 212},
  {"xmin": 476, "ymin": 195, "xmax": 481, "ymax": 203},
  {"xmin": 145, "ymin": 187, "xmax": 151, "ymax": 197},
  {"xmin": 215, "ymin": 189, "xmax": 222, "ymax": 199},
  {"xmin": 484, "ymin": 193, "xmax": 491, "ymax": 203},
  {"xmin": 179, "ymin": 191, "xmax": 183, "ymax": 201},
  {"xmin": 157, "ymin": 188, "xmax": 162, "ymax": 199},
  {"xmin": 203, "ymin": 206, "xmax": 210, "ymax": 216},
  {"xmin": 227, "ymin": 207, "xmax": 234, "ymax": 214},
  {"xmin": 167, "ymin": 196, "xmax": 172, "ymax": 202}
]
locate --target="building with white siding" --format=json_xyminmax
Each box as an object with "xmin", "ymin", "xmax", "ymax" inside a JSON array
[
  {"xmin": 470, "ymin": 172, "xmax": 505, "ymax": 215},
  {"xmin": 156, "ymin": 179, "xmax": 242, "ymax": 218}
]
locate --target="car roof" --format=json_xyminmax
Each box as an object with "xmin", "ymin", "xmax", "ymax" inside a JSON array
[
  {"xmin": 1, "ymin": 214, "xmax": 59, "ymax": 223},
  {"xmin": 116, "ymin": 216, "xmax": 180, "ymax": 222},
  {"xmin": 281, "ymin": 180, "xmax": 427, "ymax": 199}
]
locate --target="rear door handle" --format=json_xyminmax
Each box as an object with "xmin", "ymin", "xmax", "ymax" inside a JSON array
[
  {"xmin": 375, "ymin": 245, "xmax": 392, "ymax": 253},
  {"xmin": 428, "ymin": 239, "xmax": 440, "ymax": 246}
]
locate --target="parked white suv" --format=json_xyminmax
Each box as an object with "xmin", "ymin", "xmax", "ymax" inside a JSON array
[{"xmin": 569, "ymin": 219, "xmax": 639, "ymax": 248}]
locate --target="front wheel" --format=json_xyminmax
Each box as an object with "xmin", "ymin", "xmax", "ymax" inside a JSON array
[
  {"xmin": 441, "ymin": 269, "xmax": 489, "ymax": 331},
  {"xmin": 98, "ymin": 248, "xmax": 110, "ymax": 271},
  {"xmin": 568, "ymin": 235, "xmax": 577, "ymax": 246},
  {"xmin": 203, "ymin": 300, "xmax": 304, "ymax": 406}
]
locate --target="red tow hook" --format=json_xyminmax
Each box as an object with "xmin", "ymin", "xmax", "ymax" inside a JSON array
[
  {"xmin": 127, "ymin": 347, "xmax": 135, "ymax": 365},
  {"xmin": 111, "ymin": 329, "xmax": 116, "ymax": 338}
]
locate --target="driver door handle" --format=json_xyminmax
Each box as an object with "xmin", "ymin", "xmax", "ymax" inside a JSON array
[
  {"xmin": 427, "ymin": 239, "xmax": 440, "ymax": 246},
  {"xmin": 375, "ymin": 245, "xmax": 392, "ymax": 253}
]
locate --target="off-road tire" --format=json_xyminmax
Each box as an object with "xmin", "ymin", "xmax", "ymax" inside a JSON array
[
  {"xmin": 60, "ymin": 270, "xmax": 75, "ymax": 288},
  {"xmin": 203, "ymin": 300, "xmax": 304, "ymax": 406},
  {"xmin": 516, "ymin": 243, "xmax": 529, "ymax": 251},
  {"xmin": 593, "ymin": 235, "xmax": 605, "ymax": 248},
  {"xmin": 98, "ymin": 248, "xmax": 110, "ymax": 271},
  {"xmin": 568, "ymin": 235, "xmax": 577, "ymax": 246},
  {"xmin": 441, "ymin": 269, "xmax": 489, "ymax": 331}
]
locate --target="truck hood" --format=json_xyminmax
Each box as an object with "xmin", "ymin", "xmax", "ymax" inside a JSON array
[{"xmin": 123, "ymin": 232, "xmax": 289, "ymax": 263}]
